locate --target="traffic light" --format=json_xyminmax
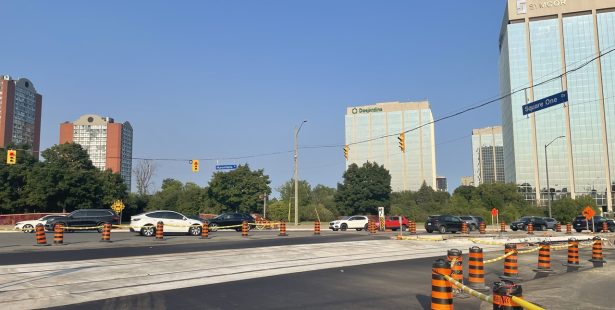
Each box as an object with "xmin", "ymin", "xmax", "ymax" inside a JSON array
[
  {"xmin": 398, "ymin": 133, "xmax": 405, "ymax": 152},
  {"xmin": 191, "ymin": 159, "xmax": 199, "ymax": 172},
  {"xmin": 343, "ymin": 145, "xmax": 349, "ymax": 160},
  {"xmin": 6, "ymin": 149, "xmax": 16, "ymax": 165}
]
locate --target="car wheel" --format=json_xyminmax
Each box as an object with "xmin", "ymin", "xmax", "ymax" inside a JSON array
[
  {"xmin": 575, "ymin": 229, "xmax": 582, "ymax": 233},
  {"xmin": 438, "ymin": 225, "xmax": 447, "ymax": 234},
  {"xmin": 402, "ymin": 225, "xmax": 408, "ymax": 231},
  {"xmin": 332, "ymin": 228, "xmax": 339, "ymax": 231},
  {"xmin": 512, "ymin": 227, "xmax": 518, "ymax": 231},
  {"xmin": 470, "ymin": 224, "xmax": 477, "ymax": 231},
  {"xmin": 426, "ymin": 229, "xmax": 433, "ymax": 233},
  {"xmin": 609, "ymin": 226, "xmax": 615, "ymax": 232},
  {"xmin": 189, "ymin": 225, "xmax": 201, "ymax": 236},
  {"xmin": 340, "ymin": 224, "xmax": 347, "ymax": 231},
  {"xmin": 356, "ymin": 228, "xmax": 362, "ymax": 231},
  {"xmin": 364, "ymin": 223, "xmax": 369, "ymax": 230},
  {"xmin": 540, "ymin": 225, "xmax": 546, "ymax": 231},
  {"xmin": 141, "ymin": 225, "xmax": 155, "ymax": 237},
  {"xmin": 209, "ymin": 223, "xmax": 218, "ymax": 232},
  {"xmin": 97, "ymin": 222, "xmax": 106, "ymax": 233},
  {"xmin": 22, "ymin": 224, "xmax": 34, "ymax": 233}
]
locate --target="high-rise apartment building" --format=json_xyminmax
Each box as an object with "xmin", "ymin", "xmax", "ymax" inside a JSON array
[
  {"xmin": 436, "ymin": 176, "xmax": 448, "ymax": 192},
  {"xmin": 500, "ymin": 0, "xmax": 615, "ymax": 211},
  {"xmin": 345, "ymin": 101, "xmax": 436, "ymax": 192},
  {"xmin": 0, "ymin": 75, "xmax": 42, "ymax": 157},
  {"xmin": 472, "ymin": 126, "xmax": 505, "ymax": 186},
  {"xmin": 60, "ymin": 114, "xmax": 133, "ymax": 188}
]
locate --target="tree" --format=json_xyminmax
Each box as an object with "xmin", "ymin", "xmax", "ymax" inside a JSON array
[
  {"xmin": 133, "ymin": 159, "xmax": 156, "ymax": 196},
  {"xmin": 334, "ymin": 162, "xmax": 391, "ymax": 215},
  {"xmin": 208, "ymin": 164, "xmax": 271, "ymax": 213},
  {"xmin": 277, "ymin": 179, "xmax": 312, "ymax": 207}
]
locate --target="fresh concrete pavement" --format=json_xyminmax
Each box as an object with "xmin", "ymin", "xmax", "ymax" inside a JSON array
[{"xmin": 0, "ymin": 228, "xmax": 613, "ymax": 309}]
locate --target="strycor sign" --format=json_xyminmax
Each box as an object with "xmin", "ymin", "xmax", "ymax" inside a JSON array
[
  {"xmin": 522, "ymin": 91, "xmax": 568, "ymax": 115},
  {"xmin": 351, "ymin": 107, "xmax": 383, "ymax": 114},
  {"xmin": 516, "ymin": 0, "xmax": 567, "ymax": 14}
]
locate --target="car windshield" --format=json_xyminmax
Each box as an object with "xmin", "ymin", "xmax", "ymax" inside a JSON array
[
  {"xmin": 339, "ymin": 216, "xmax": 350, "ymax": 220},
  {"xmin": 460, "ymin": 216, "xmax": 472, "ymax": 220}
]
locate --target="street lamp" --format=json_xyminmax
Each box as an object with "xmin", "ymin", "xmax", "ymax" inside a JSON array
[
  {"xmin": 545, "ymin": 135, "xmax": 565, "ymax": 218},
  {"xmin": 294, "ymin": 120, "xmax": 307, "ymax": 226}
]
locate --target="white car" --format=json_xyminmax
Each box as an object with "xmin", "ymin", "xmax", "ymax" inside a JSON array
[
  {"xmin": 329, "ymin": 215, "xmax": 370, "ymax": 231},
  {"xmin": 130, "ymin": 210, "xmax": 203, "ymax": 237},
  {"xmin": 14, "ymin": 214, "xmax": 66, "ymax": 233}
]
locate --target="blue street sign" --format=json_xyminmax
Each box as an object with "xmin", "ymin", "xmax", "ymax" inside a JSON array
[
  {"xmin": 216, "ymin": 164, "xmax": 237, "ymax": 170},
  {"xmin": 522, "ymin": 91, "xmax": 568, "ymax": 115}
]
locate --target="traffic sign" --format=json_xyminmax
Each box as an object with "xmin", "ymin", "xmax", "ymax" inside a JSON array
[
  {"xmin": 522, "ymin": 91, "xmax": 568, "ymax": 115},
  {"xmin": 491, "ymin": 208, "xmax": 498, "ymax": 216},
  {"xmin": 216, "ymin": 164, "xmax": 237, "ymax": 170},
  {"xmin": 582, "ymin": 206, "xmax": 595, "ymax": 220},
  {"xmin": 111, "ymin": 200, "xmax": 125, "ymax": 213}
]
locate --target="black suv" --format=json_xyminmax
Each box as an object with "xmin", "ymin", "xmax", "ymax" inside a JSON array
[
  {"xmin": 425, "ymin": 215, "xmax": 464, "ymax": 234},
  {"xmin": 572, "ymin": 216, "xmax": 615, "ymax": 232},
  {"xmin": 510, "ymin": 216, "xmax": 548, "ymax": 231},
  {"xmin": 45, "ymin": 209, "xmax": 119, "ymax": 232},
  {"xmin": 206, "ymin": 213, "xmax": 255, "ymax": 231}
]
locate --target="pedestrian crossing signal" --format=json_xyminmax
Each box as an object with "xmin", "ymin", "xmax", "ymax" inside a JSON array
[
  {"xmin": 398, "ymin": 133, "xmax": 406, "ymax": 153},
  {"xmin": 344, "ymin": 145, "xmax": 349, "ymax": 160},
  {"xmin": 6, "ymin": 149, "xmax": 16, "ymax": 165},
  {"xmin": 191, "ymin": 160, "xmax": 199, "ymax": 172}
]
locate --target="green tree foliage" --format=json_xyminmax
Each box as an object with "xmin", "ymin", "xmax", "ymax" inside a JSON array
[
  {"xmin": 551, "ymin": 195, "xmax": 601, "ymax": 223},
  {"xmin": 147, "ymin": 179, "xmax": 212, "ymax": 215},
  {"xmin": 1, "ymin": 143, "xmax": 128, "ymax": 214},
  {"xmin": 208, "ymin": 164, "xmax": 271, "ymax": 213},
  {"xmin": 334, "ymin": 162, "xmax": 392, "ymax": 215}
]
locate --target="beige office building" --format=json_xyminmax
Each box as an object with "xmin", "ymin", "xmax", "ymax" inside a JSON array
[
  {"xmin": 344, "ymin": 101, "xmax": 436, "ymax": 192},
  {"xmin": 500, "ymin": 0, "xmax": 615, "ymax": 211}
]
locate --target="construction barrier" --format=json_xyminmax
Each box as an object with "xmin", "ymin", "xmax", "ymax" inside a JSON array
[
  {"xmin": 602, "ymin": 222, "xmax": 608, "ymax": 233},
  {"xmin": 409, "ymin": 220, "xmax": 417, "ymax": 235},
  {"xmin": 555, "ymin": 223, "xmax": 562, "ymax": 232},
  {"xmin": 279, "ymin": 221, "xmax": 287, "ymax": 237},
  {"xmin": 53, "ymin": 223, "xmax": 64, "ymax": 245},
  {"xmin": 501, "ymin": 243, "xmax": 520, "ymax": 282},
  {"xmin": 563, "ymin": 238, "xmax": 580, "ymax": 271},
  {"xmin": 100, "ymin": 223, "xmax": 111, "ymax": 242},
  {"xmin": 533, "ymin": 242, "xmax": 554, "ymax": 274},
  {"xmin": 566, "ymin": 223, "xmax": 572, "ymax": 234},
  {"xmin": 479, "ymin": 222, "xmax": 486, "ymax": 234},
  {"xmin": 527, "ymin": 223, "xmax": 534, "ymax": 235},
  {"xmin": 35, "ymin": 224, "xmax": 48, "ymax": 246},
  {"xmin": 155, "ymin": 221, "xmax": 164, "ymax": 241},
  {"xmin": 242, "ymin": 221, "xmax": 249, "ymax": 237},
  {"xmin": 589, "ymin": 236, "xmax": 605, "ymax": 267},
  {"xmin": 431, "ymin": 259, "xmax": 453, "ymax": 310},
  {"xmin": 447, "ymin": 249, "xmax": 464, "ymax": 297},
  {"xmin": 492, "ymin": 281, "xmax": 523, "ymax": 310},
  {"xmin": 201, "ymin": 222, "xmax": 209, "ymax": 239},
  {"xmin": 500, "ymin": 222, "xmax": 506, "ymax": 233},
  {"xmin": 314, "ymin": 221, "xmax": 320, "ymax": 235},
  {"xmin": 468, "ymin": 246, "xmax": 489, "ymax": 291},
  {"xmin": 461, "ymin": 222, "xmax": 469, "ymax": 235}
]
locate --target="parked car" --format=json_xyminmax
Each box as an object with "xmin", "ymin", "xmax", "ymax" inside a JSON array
[
  {"xmin": 459, "ymin": 216, "xmax": 485, "ymax": 231},
  {"xmin": 206, "ymin": 213, "xmax": 255, "ymax": 232},
  {"xmin": 130, "ymin": 210, "xmax": 203, "ymax": 236},
  {"xmin": 572, "ymin": 216, "xmax": 615, "ymax": 232},
  {"xmin": 14, "ymin": 214, "xmax": 66, "ymax": 233},
  {"xmin": 329, "ymin": 215, "xmax": 369, "ymax": 231},
  {"xmin": 374, "ymin": 216, "xmax": 409, "ymax": 231},
  {"xmin": 510, "ymin": 216, "xmax": 548, "ymax": 231},
  {"xmin": 425, "ymin": 215, "xmax": 464, "ymax": 234},
  {"xmin": 542, "ymin": 217, "xmax": 559, "ymax": 230},
  {"xmin": 45, "ymin": 209, "xmax": 119, "ymax": 232}
]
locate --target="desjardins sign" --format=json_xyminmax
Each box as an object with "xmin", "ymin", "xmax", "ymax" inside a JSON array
[{"xmin": 352, "ymin": 107, "xmax": 383, "ymax": 114}]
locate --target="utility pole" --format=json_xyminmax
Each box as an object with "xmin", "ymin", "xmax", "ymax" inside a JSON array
[
  {"xmin": 294, "ymin": 120, "xmax": 307, "ymax": 226},
  {"xmin": 545, "ymin": 135, "xmax": 565, "ymax": 218}
]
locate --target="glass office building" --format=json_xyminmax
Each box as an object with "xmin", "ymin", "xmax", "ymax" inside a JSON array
[
  {"xmin": 472, "ymin": 126, "xmax": 505, "ymax": 186},
  {"xmin": 344, "ymin": 101, "xmax": 436, "ymax": 192},
  {"xmin": 500, "ymin": 0, "xmax": 615, "ymax": 211}
]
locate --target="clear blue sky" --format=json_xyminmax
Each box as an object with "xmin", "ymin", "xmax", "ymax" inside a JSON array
[{"xmin": 0, "ymin": 0, "xmax": 506, "ymax": 195}]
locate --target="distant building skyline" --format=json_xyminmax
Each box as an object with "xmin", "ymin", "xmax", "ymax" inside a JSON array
[
  {"xmin": 472, "ymin": 126, "xmax": 505, "ymax": 186},
  {"xmin": 436, "ymin": 176, "xmax": 447, "ymax": 192},
  {"xmin": 0, "ymin": 75, "xmax": 42, "ymax": 158},
  {"xmin": 500, "ymin": 0, "xmax": 615, "ymax": 212},
  {"xmin": 344, "ymin": 101, "xmax": 436, "ymax": 192},
  {"xmin": 461, "ymin": 176, "xmax": 475, "ymax": 187},
  {"xmin": 60, "ymin": 114, "xmax": 133, "ymax": 188}
]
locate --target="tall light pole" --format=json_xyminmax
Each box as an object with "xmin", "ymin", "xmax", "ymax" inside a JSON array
[
  {"xmin": 545, "ymin": 135, "xmax": 565, "ymax": 218},
  {"xmin": 294, "ymin": 120, "xmax": 307, "ymax": 226}
]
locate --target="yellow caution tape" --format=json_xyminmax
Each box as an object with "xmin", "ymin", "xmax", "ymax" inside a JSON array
[
  {"xmin": 469, "ymin": 238, "xmax": 506, "ymax": 245},
  {"xmin": 517, "ymin": 246, "xmax": 542, "ymax": 255},
  {"xmin": 484, "ymin": 250, "xmax": 515, "ymax": 264},
  {"xmin": 511, "ymin": 295, "xmax": 545, "ymax": 310}
]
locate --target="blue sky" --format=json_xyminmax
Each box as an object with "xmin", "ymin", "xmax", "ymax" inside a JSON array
[{"xmin": 0, "ymin": 0, "xmax": 506, "ymax": 195}]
